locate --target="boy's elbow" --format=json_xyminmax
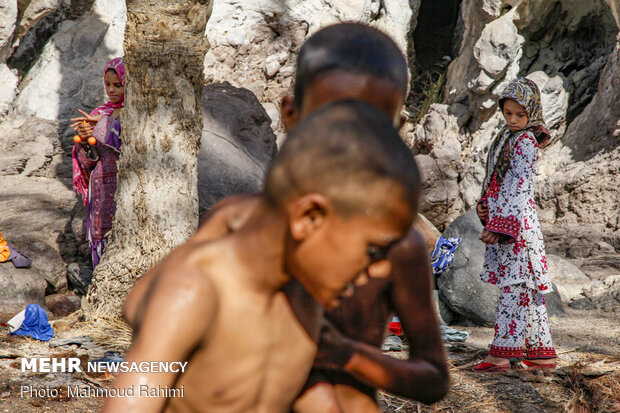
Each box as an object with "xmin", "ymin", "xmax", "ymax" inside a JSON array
[
  {"xmin": 425, "ymin": 371, "xmax": 450, "ymax": 404},
  {"xmin": 410, "ymin": 365, "xmax": 450, "ymax": 405},
  {"xmin": 416, "ymin": 373, "xmax": 450, "ymax": 405}
]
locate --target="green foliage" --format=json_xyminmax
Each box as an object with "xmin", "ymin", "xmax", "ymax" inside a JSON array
[{"xmin": 412, "ymin": 71, "xmax": 445, "ymax": 124}]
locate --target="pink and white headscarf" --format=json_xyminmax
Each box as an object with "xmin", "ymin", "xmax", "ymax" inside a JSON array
[{"xmin": 90, "ymin": 57, "xmax": 126, "ymax": 116}]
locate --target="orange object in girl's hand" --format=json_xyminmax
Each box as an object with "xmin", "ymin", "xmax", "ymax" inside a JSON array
[
  {"xmin": 88, "ymin": 137, "xmax": 97, "ymax": 146},
  {"xmin": 73, "ymin": 135, "xmax": 82, "ymax": 143}
]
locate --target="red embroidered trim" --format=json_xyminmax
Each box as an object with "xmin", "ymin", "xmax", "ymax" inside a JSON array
[
  {"xmin": 485, "ymin": 215, "xmax": 520, "ymax": 241},
  {"xmin": 525, "ymin": 347, "xmax": 557, "ymax": 359},
  {"xmin": 518, "ymin": 132, "xmax": 537, "ymax": 148},
  {"xmin": 489, "ymin": 345, "xmax": 524, "ymax": 358}
]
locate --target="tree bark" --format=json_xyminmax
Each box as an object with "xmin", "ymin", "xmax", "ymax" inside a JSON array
[{"xmin": 85, "ymin": 0, "xmax": 211, "ymax": 317}]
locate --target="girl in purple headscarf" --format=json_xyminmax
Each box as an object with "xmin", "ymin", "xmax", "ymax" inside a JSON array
[{"xmin": 71, "ymin": 57, "xmax": 125, "ymax": 268}]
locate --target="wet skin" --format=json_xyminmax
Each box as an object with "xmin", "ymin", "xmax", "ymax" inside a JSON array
[
  {"xmin": 124, "ymin": 72, "xmax": 449, "ymax": 412},
  {"xmin": 111, "ymin": 192, "xmax": 413, "ymax": 413}
]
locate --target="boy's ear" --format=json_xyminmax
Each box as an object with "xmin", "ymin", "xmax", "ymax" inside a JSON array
[
  {"xmin": 280, "ymin": 95, "xmax": 300, "ymax": 132},
  {"xmin": 287, "ymin": 194, "xmax": 329, "ymax": 241}
]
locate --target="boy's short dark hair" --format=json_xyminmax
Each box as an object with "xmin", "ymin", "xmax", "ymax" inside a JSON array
[
  {"xmin": 294, "ymin": 23, "xmax": 408, "ymax": 108},
  {"xmin": 264, "ymin": 100, "xmax": 420, "ymax": 217}
]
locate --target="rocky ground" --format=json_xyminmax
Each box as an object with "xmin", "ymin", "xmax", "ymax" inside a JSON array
[
  {"xmin": 381, "ymin": 307, "xmax": 620, "ymax": 413},
  {"xmin": 1, "ymin": 307, "xmax": 618, "ymax": 412}
]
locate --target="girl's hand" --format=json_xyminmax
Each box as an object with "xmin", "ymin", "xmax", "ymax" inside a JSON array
[
  {"xmin": 70, "ymin": 110, "xmax": 102, "ymax": 129},
  {"xmin": 476, "ymin": 201, "xmax": 488, "ymax": 220},
  {"xmin": 480, "ymin": 230, "xmax": 500, "ymax": 244},
  {"xmin": 72, "ymin": 121, "xmax": 93, "ymax": 142}
]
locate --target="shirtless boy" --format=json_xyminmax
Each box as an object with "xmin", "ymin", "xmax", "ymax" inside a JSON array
[
  {"xmin": 284, "ymin": 23, "xmax": 449, "ymax": 413},
  {"xmin": 124, "ymin": 23, "xmax": 449, "ymax": 413},
  {"xmin": 102, "ymin": 101, "xmax": 421, "ymax": 413}
]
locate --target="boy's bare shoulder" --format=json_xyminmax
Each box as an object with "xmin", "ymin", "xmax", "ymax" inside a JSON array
[
  {"xmin": 393, "ymin": 226, "xmax": 427, "ymax": 259},
  {"xmin": 196, "ymin": 193, "xmax": 260, "ymax": 232},
  {"xmin": 150, "ymin": 241, "xmax": 221, "ymax": 308}
]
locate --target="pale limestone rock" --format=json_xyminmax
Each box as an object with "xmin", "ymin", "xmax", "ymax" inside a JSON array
[
  {"xmin": 203, "ymin": 0, "xmax": 416, "ymax": 134},
  {"xmin": 0, "ymin": 0, "xmax": 17, "ymax": 62},
  {"xmin": 197, "ymin": 82, "xmax": 277, "ymax": 214},
  {"xmin": 413, "ymin": 104, "xmax": 463, "ymax": 230},
  {"xmin": 473, "ymin": 13, "xmax": 523, "ymax": 79},
  {"xmin": 13, "ymin": 0, "xmax": 125, "ymax": 128},
  {"xmin": 0, "ymin": 63, "xmax": 18, "ymax": 114},
  {"xmin": 547, "ymin": 255, "xmax": 591, "ymax": 302},
  {"xmin": 527, "ymin": 71, "xmax": 569, "ymax": 140},
  {"xmin": 16, "ymin": 0, "xmax": 66, "ymax": 38}
]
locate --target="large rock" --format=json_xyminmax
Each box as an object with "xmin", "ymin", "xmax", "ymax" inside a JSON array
[
  {"xmin": 0, "ymin": 115, "xmax": 69, "ymax": 178},
  {"xmin": 0, "ymin": 264, "xmax": 47, "ymax": 322},
  {"xmin": 16, "ymin": 0, "xmax": 66, "ymax": 39},
  {"xmin": 13, "ymin": 0, "xmax": 125, "ymax": 138},
  {"xmin": 413, "ymin": 104, "xmax": 464, "ymax": 230},
  {"xmin": 536, "ymin": 34, "xmax": 620, "ymax": 232},
  {"xmin": 0, "ymin": 63, "xmax": 18, "ymax": 114},
  {"xmin": 570, "ymin": 274, "xmax": 620, "ymax": 312},
  {"xmin": 0, "ymin": 0, "xmax": 17, "ymax": 63},
  {"xmin": 446, "ymin": 1, "xmax": 522, "ymax": 128},
  {"xmin": 197, "ymin": 82, "xmax": 277, "ymax": 214},
  {"xmin": 437, "ymin": 209, "xmax": 564, "ymax": 327},
  {"xmin": 547, "ymin": 254, "xmax": 591, "ymax": 302},
  {"xmin": 45, "ymin": 293, "xmax": 81, "ymax": 317},
  {"xmin": 203, "ymin": 0, "xmax": 417, "ymax": 141},
  {"xmin": 437, "ymin": 208, "xmax": 498, "ymax": 326},
  {"xmin": 0, "ymin": 175, "xmax": 76, "ymax": 293}
]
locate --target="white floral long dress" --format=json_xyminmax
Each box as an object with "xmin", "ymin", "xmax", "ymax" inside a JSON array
[{"xmin": 480, "ymin": 131, "xmax": 556, "ymax": 359}]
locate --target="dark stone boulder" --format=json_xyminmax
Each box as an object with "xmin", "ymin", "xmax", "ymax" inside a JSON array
[
  {"xmin": 438, "ymin": 208, "xmax": 564, "ymax": 327},
  {"xmin": 0, "ymin": 264, "xmax": 47, "ymax": 322},
  {"xmin": 45, "ymin": 293, "xmax": 81, "ymax": 317},
  {"xmin": 197, "ymin": 82, "xmax": 277, "ymax": 215},
  {"xmin": 67, "ymin": 262, "xmax": 93, "ymax": 295}
]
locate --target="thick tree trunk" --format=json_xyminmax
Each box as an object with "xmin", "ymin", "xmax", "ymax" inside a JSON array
[{"xmin": 85, "ymin": 1, "xmax": 211, "ymax": 317}]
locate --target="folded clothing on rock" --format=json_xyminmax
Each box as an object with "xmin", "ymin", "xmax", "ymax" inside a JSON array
[{"xmin": 0, "ymin": 232, "xmax": 32, "ymax": 268}]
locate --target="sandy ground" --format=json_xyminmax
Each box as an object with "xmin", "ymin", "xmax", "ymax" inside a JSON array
[{"xmin": 1, "ymin": 307, "xmax": 619, "ymax": 413}]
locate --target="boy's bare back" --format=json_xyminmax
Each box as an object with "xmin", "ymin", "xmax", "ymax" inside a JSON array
[{"xmin": 107, "ymin": 232, "xmax": 321, "ymax": 413}]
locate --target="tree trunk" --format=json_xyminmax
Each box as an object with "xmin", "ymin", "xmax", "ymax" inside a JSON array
[{"xmin": 85, "ymin": 0, "xmax": 211, "ymax": 317}]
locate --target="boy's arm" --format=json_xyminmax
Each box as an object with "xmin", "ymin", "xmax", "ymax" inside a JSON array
[
  {"xmin": 103, "ymin": 264, "xmax": 217, "ymax": 413},
  {"xmin": 314, "ymin": 229, "xmax": 449, "ymax": 404}
]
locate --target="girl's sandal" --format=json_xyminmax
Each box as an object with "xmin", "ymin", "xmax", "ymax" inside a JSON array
[
  {"xmin": 472, "ymin": 361, "xmax": 511, "ymax": 372},
  {"xmin": 518, "ymin": 359, "xmax": 557, "ymax": 369}
]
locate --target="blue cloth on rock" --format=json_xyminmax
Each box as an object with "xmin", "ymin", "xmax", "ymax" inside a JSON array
[
  {"xmin": 430, "ymin": 236, "xmax": 462, "ymax": 276},
  {"xmin": 10, "ymin": 304, "xmax": 55, "ymax": 341}
]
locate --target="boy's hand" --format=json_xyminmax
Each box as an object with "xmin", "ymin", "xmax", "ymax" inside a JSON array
[
  {"xmin": 476, "ymin": 201, "xmax": 488, "ymax": 221},
  {"xmin": 480, "ymin": 229, "xmax": 500, "ymax": 244},
  {"xmin": 313, "ymin": 318, "xmax": 354, "ymax": 370}
]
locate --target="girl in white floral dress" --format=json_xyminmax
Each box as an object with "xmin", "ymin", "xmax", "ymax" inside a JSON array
[{"xmin": 473, "ymin": 77, "xmax": 557, "ymax": 372}]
